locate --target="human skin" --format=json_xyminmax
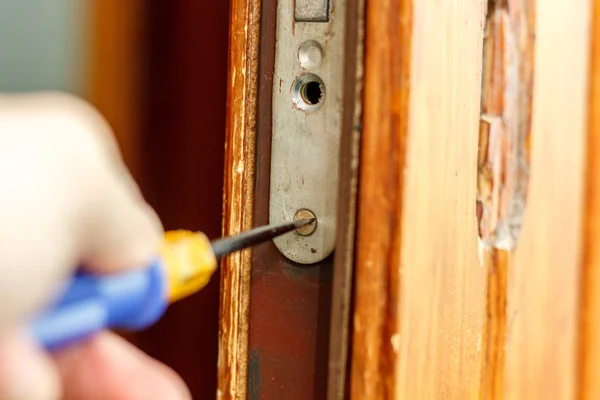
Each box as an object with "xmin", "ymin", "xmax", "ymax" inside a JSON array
[{"xmin": 0, "ymin": 92, "xmax": 191, "ymax": 400}]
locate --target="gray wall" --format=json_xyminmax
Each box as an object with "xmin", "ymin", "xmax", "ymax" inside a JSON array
[{"xmin": 0, "ymin": 0, "xmax": 88, "ymax": 93}]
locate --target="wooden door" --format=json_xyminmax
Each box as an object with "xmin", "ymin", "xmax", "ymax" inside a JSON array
[
  {"xmin": 219, "ymin": 0, "xmax": 600, "ymax": 399},
  {"xmin": 352, "ymin": 1, "xmax": 486, "ymax": 397},
  {"xmin": 350, "ymin": 0, "xmax": 600, "ymax": 398}
]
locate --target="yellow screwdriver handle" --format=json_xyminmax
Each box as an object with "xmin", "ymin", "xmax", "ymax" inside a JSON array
[{"xmin": 160, "ymin": 230, "xmax": 218, "ymax": 303}]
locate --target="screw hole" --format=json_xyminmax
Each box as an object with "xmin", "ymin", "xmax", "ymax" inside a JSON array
[
  {"xmin": 292, "ymin": 74, "xmax": 326, "ymax": 111},
  {"xmin": 301, "ymin": 81, "xmax": 323, "ymax": 105}
]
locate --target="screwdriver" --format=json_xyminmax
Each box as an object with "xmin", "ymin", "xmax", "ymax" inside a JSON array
[{"xmin": 31, "ymin": 218, "xmax": 316, "ymax": 350}]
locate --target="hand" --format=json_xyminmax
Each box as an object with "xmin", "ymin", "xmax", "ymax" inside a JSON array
[{"xmin": 0, "ymin": 92, "xmax": 191, "ymax": 400}]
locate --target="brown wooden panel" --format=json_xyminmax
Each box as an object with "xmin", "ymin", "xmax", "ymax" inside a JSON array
[
  {"xmin": 351, "ymin": 0, "xmax": 486, "ymax": 398},
  {"xmin": 349, "ymin": 0, "xmax": 411, "ymax": 396}
]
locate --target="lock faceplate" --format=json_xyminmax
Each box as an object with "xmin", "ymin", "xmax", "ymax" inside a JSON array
[{"xmin": 269, "ymin": 0, "xmax": 345, "ymax": 264}]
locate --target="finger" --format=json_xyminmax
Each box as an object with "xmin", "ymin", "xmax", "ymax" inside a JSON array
[
  {"xmin": 71, "ymin": 145, "xmax": 164, "ymax": 273},
  {"xmin": 31, "ymin": 92, "xmax": 164, "ymax": 272},
  {"xmin": 0, "ymin": 92, "xmax": 163, "ymax": 332},
  {"xmin": 1, "ymin": 91, "xmax": 163, "ymax": 273},
  {"xmin": 0, "ymin": 329, "xmax": 61, "ymax": 400},
  {"xmin": 54, "ymin": 332, "xmax": 191, "ymax": 400}
]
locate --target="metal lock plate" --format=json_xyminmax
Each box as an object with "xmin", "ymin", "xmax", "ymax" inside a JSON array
[{"xmin": 269, "ymin": 0, "xmax": 345, "ymax": 264}]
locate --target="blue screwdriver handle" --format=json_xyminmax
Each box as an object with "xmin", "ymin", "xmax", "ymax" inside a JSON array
[{"xmin": 31, "ymin": 259, "xmax": 168, "ymax": 350}]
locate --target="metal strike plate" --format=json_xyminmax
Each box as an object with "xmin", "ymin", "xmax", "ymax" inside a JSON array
[{"xmin": 269, "ymin": 0, "xmax": 345, "ymax": 264}]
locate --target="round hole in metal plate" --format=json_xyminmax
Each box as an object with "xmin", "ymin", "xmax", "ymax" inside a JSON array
[{"xmin": 292, "ymin": 73, "xmax": 326, "ymax": 111}]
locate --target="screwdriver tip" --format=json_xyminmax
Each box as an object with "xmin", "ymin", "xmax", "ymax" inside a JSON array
[{"xmin": 293, "ymin": 217, "xmax": 316, "ymax": 229}]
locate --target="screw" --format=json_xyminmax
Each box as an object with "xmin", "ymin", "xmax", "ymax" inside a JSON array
[{"xmin": 293, "ymin": 209, "xmax": 317, "ymax": 236}]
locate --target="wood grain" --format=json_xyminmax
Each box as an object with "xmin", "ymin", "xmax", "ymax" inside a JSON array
[
  {"xmin": 396, "ymin": 2, "xmax": 486, "ymax": 398},
  {"xmin": 481, "ymin": 249, "xmax": 508, "ymax": 399},
  {"xmin": 578, "ymin": 0, "xmax": 600, "ymax": 397},
  {"xmin": 350, "ymin": 0, "xmax": 486, "ymax": 398},
  {"xmin": 217, "ymin": 0, "xmax": 261, "ymax": 398},
  {"xmin": 349, "ymin": 0, "xmax": 411, "ymax": 396},
  {"xmin": 503, "ymin": 0, "xmax": 591, "ymax": 397}
]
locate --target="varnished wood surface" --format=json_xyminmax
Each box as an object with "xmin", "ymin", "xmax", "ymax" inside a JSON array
[
  {"xmin": 481, "ymin": 249, "xmax": 508, "ymax": 399},
  {"xmin": 349, "ymin": 0, "xmax": 411, "ymax": 396},
  {"xmin": 352, "ymin": 0, "xmax": 486, "ymax": 398},
  {"xmin": 503, "ymin": 0, "xmax": 590, "ymax": 398},
  {"xmin": 217, "ymin": 0, "xmax": 261, "ymax": 398},
  {"xmin": 580, "ymin": 1, "xmax": 600, "ymax": 398}
]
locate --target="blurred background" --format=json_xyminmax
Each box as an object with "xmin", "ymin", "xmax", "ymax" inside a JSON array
[{"xmin": 0, "ymin": 0, "xmax": 230, "ymax": 397}]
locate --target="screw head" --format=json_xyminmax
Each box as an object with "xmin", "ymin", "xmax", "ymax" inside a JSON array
[{"xmin": 293, "ymin": 209, "xmax": 317, "ymax": 236}]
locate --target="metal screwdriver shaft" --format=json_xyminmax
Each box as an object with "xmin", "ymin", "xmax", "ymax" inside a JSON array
[{"xmin": 210, "ymin": 218, "xmax": 316, "ymax": 259}]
